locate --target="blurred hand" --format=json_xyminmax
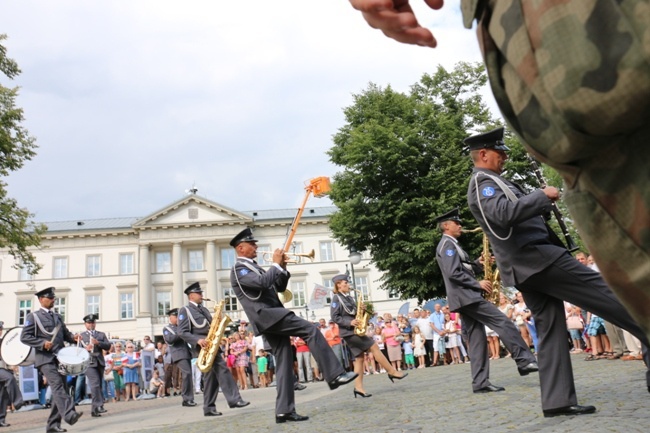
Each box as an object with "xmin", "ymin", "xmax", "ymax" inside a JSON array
[
  {"xmin": 43, "ymin": 341, "xmax": 53, "ymax": 351},
  {"xmin": 542, "ymin": 186, "xmax": 560, "ymax": 201},
  {"xmin": 479, "ymin": 280, "xmax": 493, "ymax": 293}
]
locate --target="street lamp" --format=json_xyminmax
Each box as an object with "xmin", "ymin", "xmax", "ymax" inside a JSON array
[{"xmin": 348, "ymin": 247, "xmax": 362, "ymax": 302}]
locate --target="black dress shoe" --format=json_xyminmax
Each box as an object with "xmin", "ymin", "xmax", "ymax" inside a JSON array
[
  {"xmin": 97, "ymin": 407, "xmax": 107, "ymax": 414},
  {"xmin": 91, "ymin": 411, "xmax": 101, "ymax": 418},
  {"xmin": 474, "ymin": 384, "xmax": 505, "ymax": 393},
  {"xmin": 47, "ymin": 427, "xmax": 67, "ymax": 432},
  {"xmin": 14, "ymin": 400, "xmax": 25, "ymax": 411},
  {"xmin": 518, "ymin": 362, "xmax": 539, "ymax": 376},
  {"xmin": 0, "ymin": 422, "xmax": 11, "ymax": 427},
  {"xmin": 68, "ymin": 411, "xmax": 82, "ymax": 426},
  {"xmin": 182, "ymin": 401, "xmax": 197, "ymax": 407},
  {"xmin": 204, "ymin": 410, "xmax": 222, "ymax": 416},
  {"xmin": 388, "ymin": 372, "xmax": 408, "ymax": 383},
  {"xmin": 294, "ymin": 383, "xmax": 307, "ymax": 391},
  {"xmin": 328, "ymin": 371, "xmax": 358, "ymax": 390},
  {"xmin": 228, "ymin": 400, "xmax": 250, "ymax": 408},
  {"xmin": 543, "ymin": 405, "xmax": 596, "ymax": 417},
  {"xmin": 275, "ymin": 412, "xmax": 309, "ymax": 423}
]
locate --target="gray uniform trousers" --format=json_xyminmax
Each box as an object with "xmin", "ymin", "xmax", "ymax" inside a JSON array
[
  {"xmin": 460, "ymin": 300, "xmax": 537, "ymax": 391},
  {"xmin": 40, "ymin": 363, "xmax": 76, "ymax": 430},
  {"xmin": 264, "ymin": 314, "xmax": 346, "ymax": 416},
  {"xmin": 519, "ymin": 253, "xmax": 650, "ymax": 411},
  {"xmin": 202, "ymin": 351, "xmax": 241, "ymax": 414},
  {"xmin": 85, "ymin": 365, "xmax": 104, "ymax": 412},
  {"xmin": 0, "ymin": 368, "xmax": 23, "ymax": 424},
  {"xmin": 175, "ymin": 359, "xmax": 193, "ymax": 404}
]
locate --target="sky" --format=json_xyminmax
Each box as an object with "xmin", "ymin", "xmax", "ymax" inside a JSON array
[{"xmin": 1, "ymin": 0, "xmax": 490, "ymax": 223}]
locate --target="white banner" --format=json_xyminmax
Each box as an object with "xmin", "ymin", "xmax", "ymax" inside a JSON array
[{"xmin": 308, "ymin": 283, "xmax": 329, "ymax": 310}]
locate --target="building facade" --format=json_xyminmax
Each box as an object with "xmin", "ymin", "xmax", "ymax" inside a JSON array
[{"xmin": 0, "ymin": 194, "xmax": 414, "ymax": 341}]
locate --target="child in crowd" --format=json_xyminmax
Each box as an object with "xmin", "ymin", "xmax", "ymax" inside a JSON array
[
  {"xmin": 149, "ymin": 369, "xmax": 166, "ymax": 398},
  {"xmin": 257, "ymin": 349, "xmax": 268, "ymax": 388},
  {"xmin": 444, "ymin": 313, "xmax": 461, "ymax": 365},
  {"xmin": 402, "ymin": 334, "xmax": 415, "ymax": 370},
  {"xmin": 412, "ymin": 326, "xmax": 426, "ymax": 369}
]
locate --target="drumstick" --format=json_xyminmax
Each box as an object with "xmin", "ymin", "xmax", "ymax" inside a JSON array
[{"xmin": 49, "ymin": 325, "xmax": 61, "ymax": 344}]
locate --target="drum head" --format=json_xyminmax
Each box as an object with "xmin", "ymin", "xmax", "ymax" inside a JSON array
[
  {"xmin": 0, "ymin": 327, "xmax": 35, "ymax": 366},
  {"xmin": 57, "ymin": 346, "xmax": 90, "ymax": 363}
]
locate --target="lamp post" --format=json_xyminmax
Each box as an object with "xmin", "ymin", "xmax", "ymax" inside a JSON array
[{"xmin": 348, "ymin": 247, "xmax": 362, "ymax": 302}]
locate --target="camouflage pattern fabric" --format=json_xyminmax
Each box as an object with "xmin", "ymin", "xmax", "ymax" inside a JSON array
[{"xmin": 461, "ymin": 0, "xmax": 650, "ymax": 341}]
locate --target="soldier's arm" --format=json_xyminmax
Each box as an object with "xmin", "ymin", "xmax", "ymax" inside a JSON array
[
  {"xmin": 176, "ymin": 308, "xmax": 201, "ymax": 347},
  {"xmin": 330, "ymin": 295, "xmax": 353, "ymax": 329},
  {"xmin": 436, "ymin": 241, "xmax": 482, "ymax": 292},
  {"xmin": 163, "ymin": 327, "xmax": 181, "ymax": 345},
  {"xmin": 20, "ymin": 313, "xmax": 46, "ymax": 349},
  {"xmin": 234, "ymin": 262, "xmax": 289, "ymax": 293}
]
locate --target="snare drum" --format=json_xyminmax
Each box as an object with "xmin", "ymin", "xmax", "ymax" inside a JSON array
[
  {"xmin": 0, "ymin": 327, "xmax": 35, "ymax": 367},
  {"xmin": 57, "ymin": 346, "xmax": 90, "ymax": 376}
]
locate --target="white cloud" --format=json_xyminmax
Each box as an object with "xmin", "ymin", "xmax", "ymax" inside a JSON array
[{"xmin": 0, "ymin": 0, "xmax": 492, "ymax": 221}]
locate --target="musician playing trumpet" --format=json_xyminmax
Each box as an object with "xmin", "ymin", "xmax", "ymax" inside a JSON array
[
  {"xmin": 330, "ymin": 274, "xmax": 407, "ymax": 399},
  {"xmin": 21, "ymin": 287, "xmax": 83, "ymax": 432},
  {"xmin": 434, "ymin": 208, "xmax": 538, "ymax": 395}
]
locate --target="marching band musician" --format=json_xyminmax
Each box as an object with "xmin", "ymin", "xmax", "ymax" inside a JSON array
[
  {"xmin": 161, "ymin": 308, "xmax": 193, "ymax": 406},
  {"xmin": 433, "ymin": 208, "xmax": 538, "ymax": 394},
  {"xmin": 330, "ymin": 273, "xmax": 407, "ymax": 398},
  {"xmin": 177, "ymin": 282, "xmax": 250, "ymax": 416},
  {"xmin": 229, "ymin": 228, "xmax": 357, "ymax": 424},
  {"xmin": 80, "ymin": 314, "xmax": 111, "ymax": 418},
  {"xmin": 20, "ymin": 287, "xmax": 83, "ymax": 432},
  {"xmin": 465, "ymin": 127, "xmax": 650, "ymax": 416},
  {"xmin": 0, "ymin": 321, "xmax": 24, "ymax": 428}
]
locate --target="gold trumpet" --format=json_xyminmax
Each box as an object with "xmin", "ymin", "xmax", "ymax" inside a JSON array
[{"xmin": 262, "ymin": 249, "xmax": 315, "ymax": 264}]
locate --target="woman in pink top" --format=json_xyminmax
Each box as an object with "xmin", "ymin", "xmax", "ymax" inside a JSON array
[{"xmin": 381, "ymin": 321, "xmax": 403, "ymax": 371}]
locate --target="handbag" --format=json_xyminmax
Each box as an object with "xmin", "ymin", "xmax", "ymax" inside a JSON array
[{"xmin": 566, "ymin": 315, "xmax": 583, "ymax": 330}]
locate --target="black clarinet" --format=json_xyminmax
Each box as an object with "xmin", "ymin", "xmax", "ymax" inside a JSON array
[{"xmin": 527, "ymin": 156, "xmax": 580, "ymax": 252}]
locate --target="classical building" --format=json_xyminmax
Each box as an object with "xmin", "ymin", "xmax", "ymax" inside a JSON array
[{"xmin": 0, "ymin": 193, "xmax": 413, "ymax": 341}]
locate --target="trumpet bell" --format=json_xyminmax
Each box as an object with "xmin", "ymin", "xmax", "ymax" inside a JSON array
[{"xmin": 278, "ymin": 289, "xmax": 293, "ymax": 304}]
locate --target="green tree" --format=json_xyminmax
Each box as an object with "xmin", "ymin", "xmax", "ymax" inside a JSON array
[
  {"xmin": 0, "ymin": 34, "xmax": 46, "ymax": 275},
  {"xmin": 327, "ymin": 62, "xmax": 550, "ymax": 302}
]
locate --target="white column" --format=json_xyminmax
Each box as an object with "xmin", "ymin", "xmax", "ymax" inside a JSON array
[
  {"xmin": 173, "ymin": 242, "xmax": 184, "ymax": 309},
  {"xmin": 206, "ymin": 240, "xmax": 218, "ymax": 301},
  {"xmin": 138, "ymin": 244, "xmax": 151, "ymax": 316}
]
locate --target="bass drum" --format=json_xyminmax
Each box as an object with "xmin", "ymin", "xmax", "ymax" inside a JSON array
[
  {"xmin": 0, "ymin": 327, "xmax": 35, "ymax": 366},
  {"xmin": 56, "ymin": 346, "xmax": 90, "ymax": 376}
]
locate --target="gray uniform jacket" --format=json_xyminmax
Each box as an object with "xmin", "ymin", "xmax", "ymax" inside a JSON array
[
  {"xmin": 330, "ymin": 294, "xmax": 357, "ymax": 338},
  {"xmin": 229, "ymin": 258, "xmax": 291, "ymax": 335},
  {"xmin": 163, "ymin": 323, "xmax": 192, "ymax": 363},
  {"xmin": 80, "ymin": 330, "xmax": 111, "ymax": 367},
  {"xmin": 177, "ymin": 303, "xmax": 216, "ymax": 358},
  {"xmin": 436, "ymin": 234, "xmax": 484, "ymax": 311},
  {"xmin": 20, "ymin": 310, "xmax": 76, "ymax": 368},
  {"xmin": 467, "ymin": 167, "xmax": 563, "ymax": 286}
]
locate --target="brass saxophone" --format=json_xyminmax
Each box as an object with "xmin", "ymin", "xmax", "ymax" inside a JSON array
[
  {"xmin": 354, "ymin": 302, "xmax": 369, "ymax": 336},
  {"xmin": 463, "ymin": 228, "xmax": 501, "ymax": 305},
  {"xmin": 197, "ymin": 300, "xmax": 232, "ymax": 373}
]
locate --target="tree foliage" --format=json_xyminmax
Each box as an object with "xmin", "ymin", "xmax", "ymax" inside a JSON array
[
  {"xmin": 327, "ymin": 62, "xmax": 573, "ymax": 302},
  {"xmin": 0, "ymin": 34, "xmax": 45, "ymax": 275}
]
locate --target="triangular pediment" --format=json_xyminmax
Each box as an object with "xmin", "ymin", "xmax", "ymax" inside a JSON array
[{"xmin": 133, "ymin": 195, "xmax": 252, "ymax": 228}]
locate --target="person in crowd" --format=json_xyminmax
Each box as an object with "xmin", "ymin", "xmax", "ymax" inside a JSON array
[
  {"xmin": 162, "ymin": 308, "xmax": 194, "ymax": 405},
  {"xmin": 102, "ymin": 348, "xmax": 116, "ymax": 404},
  {"xmin": 231, "ymin": 332, "xmax": 251, "ymax": 390},
  {"xmin": 381, "ymin": 318, "xmax": 403, "ymax": 371},
  {"xmin": 293, "ymin": 337, "xmax": 313, "ymax": 383},
  {"xmin": 177, "ymin": 283, "xmax": 250, "ymax": 417},
  {"xmin": 123, "ymin": 342, "xmax": 141, "ymax": 401},
  {"xmin": 402, "ymin": 334, "xmax": 415, "ymax": 370},
  {"xmin": 0, "ymin": 321, "xmax": 25, "ymax": 428},
  {"xmin": 566, "ymin": 306, "xmax": 585, "ymax": 354},
  {"xmin": 111, "ymin": 342, "xmax": 127, "ymax": 401},
  {"xmin": 429, "ymin": 303, "xmax": 447, "ymax": 366},
  {"xmin": 485, "ymin": 325, "xmax": 500, "ymax": 361},
  {"xmin": 80, "ymin": 314, "xmax": 111, "ymax": 417},
  {"xmin": 324, "ymin": 321, "xmax": 345, "ymax": 367},
  {"xmin": 21, "ymin": 287, "xmax": 83, "ymax": 432},
  {"xmin": 229, "ymin": 228, "xmax": 356, "ymax": 423},
  {"xmin": 331, "ymin": 273, "xmax": 407, "ymax": 398},
  {"xmin": 149, "ymin": 370, "xmax": 166, "ymax": 398},
  {"xmin": 347, "ymin": 0, "xmax": 650, "ymax": 346},
  {"xmin": 411, "ymin": 326, "xmax": 426, "ymax": 369},
  {"xmin": 444, "ymin": 313, "xmax": 462, "ymax": 365},
  {"xmin": 512, "ymin": 292, "xmax": 533, "ymax": 349},
  {"xmin": 466, "ymin": 127, "xmax": 649, "ymax": 416},
  {"xmin": 257, "ymin": 349, "xmax": 268, "ymax": 388}
]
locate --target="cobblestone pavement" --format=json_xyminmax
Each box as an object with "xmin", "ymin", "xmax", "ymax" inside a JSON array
[{"xmin": 4, "ymin": 354, "xmax": 648, "ymax": 433}]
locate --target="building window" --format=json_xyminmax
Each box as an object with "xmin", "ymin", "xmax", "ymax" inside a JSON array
[
  {"xmin": 289, "ymin": 242, "xmax": 304, "ymax": 254},
  {"xmin": 221, "ymin": 249, "xmax": 235, "ymax": 269},
  {"xmin": 388, "ymin": 287, "xmax": 400, "ymax": 299},
  {"xmin": 319, "ymin": 241, "xmax": 334, "ymax": 261},
  {"xmin": 18, "ymin": 299, "xmax": 32, "ymax": 325},
  {"xmin": 355, "ymin": 276, "xmax": 370, "ymax": 302},
  {"xmin": 322, "ymin": 279, "xmax": 334, "ymax": 305},
  {"xmin": 19, "ymin": 265, "xmax": 34, "ymax": 281},
  {"xmin": 120, "ymin": 292, "xmax": 134, "ymax": 319},
  {"xmin": 120, "ymin": 253, "xmax": 134, "ymax": 275},
  {"xmin": 155, "ymin": 252, "xmax": 171, "ymax": 273},
  {"xmin": 188, "ymin": 250, "xmax": 204, "ymax": 271},
  {"xmin": 87, "ymin": 295, "xmax": 100, "ymax": 315},
  {"xmin": 53, "ymin": 257, "xmax": 68, "ymax": 279},
  {"xmin": 291, "ymin": 281, "xmax": 306, "ymax": 307},
  {"xmin": 156, "ymin": 292, "xmax": 171, "ymax": 316},
  {"xmin": 257, "ymin": 245, "xmax": 272, "ymax": 266},
  {"xmin": 53, "ymin": 297, "xmax": 66, "ymax": 322},
  {"xmin": 223, "ymin": 288, "xmax": 238, "ymax": 312},
  {"xmin": 86, "ymin": 255, "xmax": 101, "ymax": 277}
]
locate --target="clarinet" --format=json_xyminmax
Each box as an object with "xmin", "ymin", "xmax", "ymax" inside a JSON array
[{"xmin": 527, "ymin": 156, "xmax": 580, "ymax": 252}]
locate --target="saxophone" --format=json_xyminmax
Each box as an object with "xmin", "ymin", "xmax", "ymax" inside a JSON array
[
  {"xmin": 197, "ymin": 300, "xmax": 232, "ymax": 373},
  {"xmin": 463, "ymin": 228, "xmax": 501, "ymax": 305},
  {"xmin": 354, "ymin": 301, "xmax": 370, "ymax": 336}
]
